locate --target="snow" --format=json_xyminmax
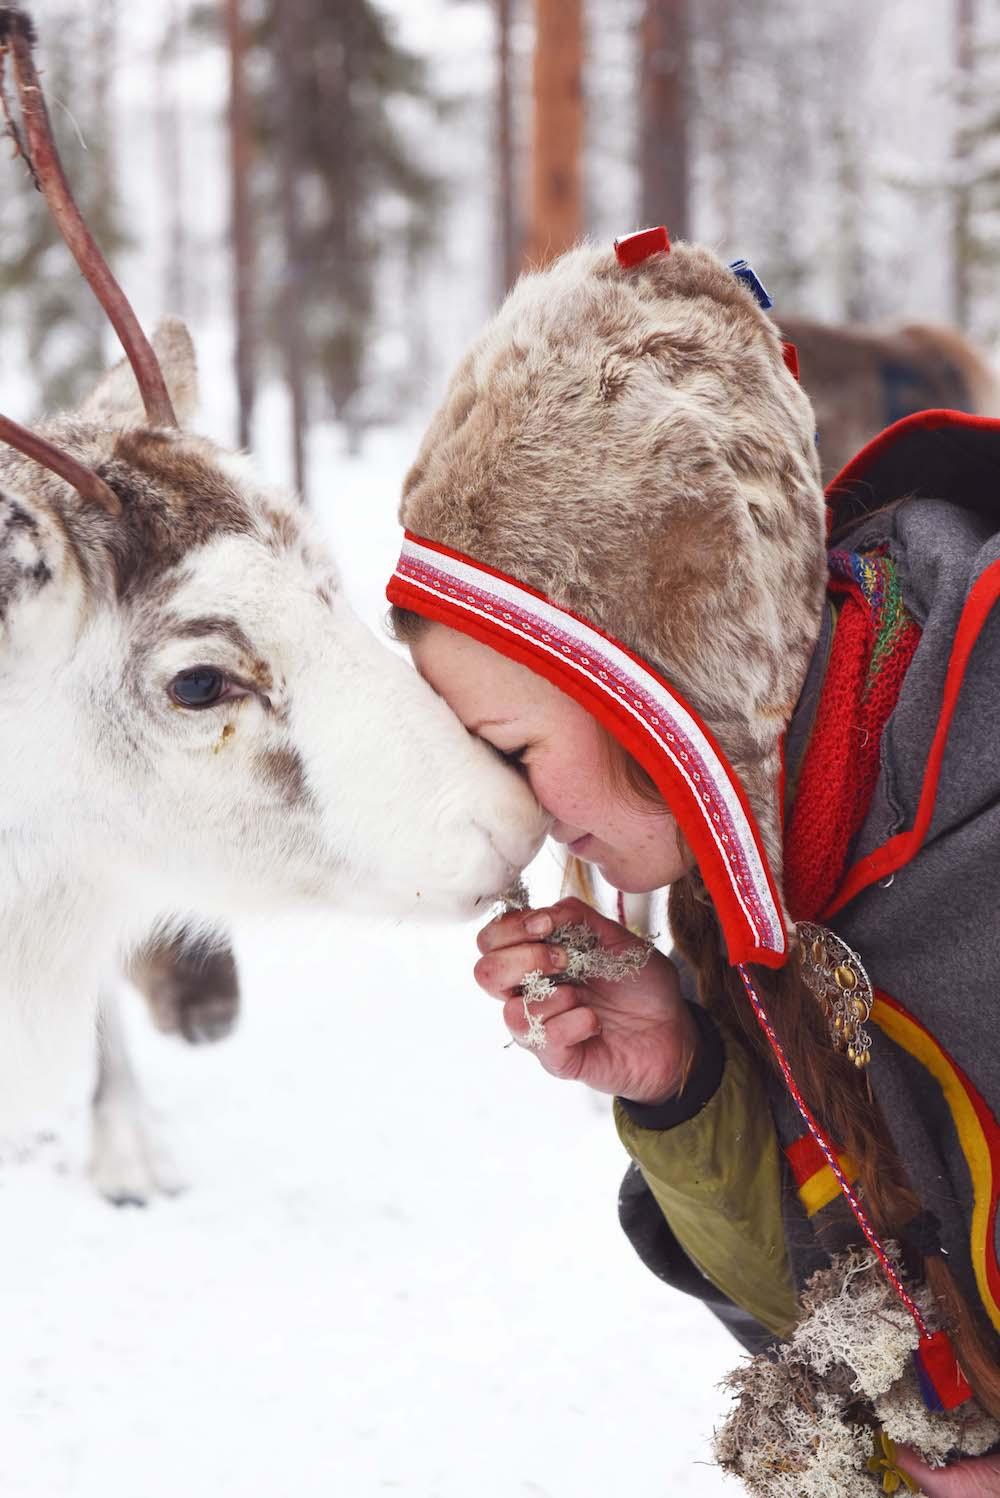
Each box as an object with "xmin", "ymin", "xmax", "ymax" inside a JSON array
[{"xmin": 0, "ymin": 428, "xmax": 738, "ymax": 1498}]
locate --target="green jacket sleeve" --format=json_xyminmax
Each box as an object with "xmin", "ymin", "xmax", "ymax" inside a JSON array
[{"xmin": 614, "ymin": 1017, "xmax": 799, "ymax": 1340}]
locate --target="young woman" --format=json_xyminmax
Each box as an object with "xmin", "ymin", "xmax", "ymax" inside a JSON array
[{"xmin": 386, "ymin": 229, "xmax": 1000, "ymax": 1493}]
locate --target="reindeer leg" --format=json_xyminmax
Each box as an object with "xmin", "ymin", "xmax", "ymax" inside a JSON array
[{"xmin": 89, "ymin": 983, "xmax": 186, "ymax": 1206}]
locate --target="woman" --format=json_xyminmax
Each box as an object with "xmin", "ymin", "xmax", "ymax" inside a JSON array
[{"xmin": 387, "ymin": 228, "xmax": 1000, "ymax": 1493}]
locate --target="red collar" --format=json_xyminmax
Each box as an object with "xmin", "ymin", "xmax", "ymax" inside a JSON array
[{"xmin": 783, "ymin": 547, "xmax": 921, "ymax": 921}]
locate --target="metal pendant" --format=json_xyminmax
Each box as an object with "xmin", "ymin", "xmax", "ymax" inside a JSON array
[{"xmin": 796, "ymin": 922, "xmax": 874, "ymax": 1067}]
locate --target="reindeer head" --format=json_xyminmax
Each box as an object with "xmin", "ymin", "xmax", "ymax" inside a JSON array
[
  {"xmin": 0, "ymin": 339, "xmax": 546, "ymax": 932},
  {"xmin": 0, "ymin": 9, "xmax": 546, "ymax": 943}
]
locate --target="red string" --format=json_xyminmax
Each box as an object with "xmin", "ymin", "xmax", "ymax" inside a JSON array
[{"xmin": 737, "ymin": 963, "xmax": 930, "ymax": 1338}]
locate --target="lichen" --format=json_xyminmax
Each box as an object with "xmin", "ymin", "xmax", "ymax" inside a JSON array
[
  {"xmin": 513, "ymin": 926, "xmax": 652, "ymax": 1051},
  {"xmin": 875, "ymin": 1374, "xmax": 1000, "ymax": 1466},
  {"xmin": 791, "ymin": 1251, "xmax": 920, "ymax": 1400},
  {"xmin": 498, "ymin": 886, "xmax": 652, "ymax": 1050},
  {"xmin": 712, "ymin": 1249, "xmax": 1000, "ymax": 1494}
]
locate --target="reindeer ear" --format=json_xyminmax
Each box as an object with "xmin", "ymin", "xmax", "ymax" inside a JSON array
[
  {"xmin": 0, "ymin": 483, "xmax": 69, "ymax": 644},
  {"xmin": 79, "ymin": 316, "xmax": 199, "ymax": 429}
]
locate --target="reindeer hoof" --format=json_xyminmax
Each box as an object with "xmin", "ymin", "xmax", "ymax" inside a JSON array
[{"xmin": 89, "ymin": 1096, "xmax": 188, "ymax": 1206}]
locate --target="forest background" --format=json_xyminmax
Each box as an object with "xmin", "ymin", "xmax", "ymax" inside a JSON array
[{"xmin": 1, "ymin": 0, "xmax": 996, "ymax": 498}]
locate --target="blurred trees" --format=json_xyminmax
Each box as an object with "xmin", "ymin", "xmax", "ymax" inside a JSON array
[
  {"xmin": 244, "ymin": 0, "xmax": 443, "ymax": 487},
  {"xmin": 0, "ymin": 0, "xmax": 442, "ymax": 473},
  {"xmin": 157, "ymin": 2, "xmax": 190, "ymax": 321},
  {"xmin": 495, "ymin": 0, "xmax": 518, "ymax": 296},
  {"xmin": 639, "ymin": 0, "xmax": 689, "ymax": 239},
  {"xmin": 894, "ymin": 0, "xmax": 999, "ymax": 340},
  {"xmin": 0, "ymin": 0, "xmax": 126, "ymax": 414},
  {"xmin": 2, "ymin": 0, "xmax": 999, "ymax": 482},
  {"xmin": 945, "ymin": 0, "xmax": 1000, "ymax": 341},
  {"xmin": 525, "ymin": 0, "xmax": 583, "ymax": 268},
  {"xmin": 953, "ymin": 0, "xmax": 976, "ymax": 331},
  {"xmin": 224, "ymin": 0, "xmax": 256, "ymax": 450}
]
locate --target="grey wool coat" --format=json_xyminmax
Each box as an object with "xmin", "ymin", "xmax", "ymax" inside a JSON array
[{"xmin": 615, "ymin": 411, "xmax": 1000, "ymax": 1360}]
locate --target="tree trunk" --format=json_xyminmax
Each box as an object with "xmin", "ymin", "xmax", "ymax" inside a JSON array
[
  {"xmin": 705, "ymin": 0, "xmax": 735, "ymax": 248},
  {"xmin": 639, "ymin": 0, "xmax": 690, "ymax": 238},
  {"xmin": 953, "ymin": 0, "xmax": 976, "ymax": 331},
  {"xmin": 224, "ymin": 0, "xmax": 256, "ymax": 450},
  {"xmin": 496, "ymin": 0, "xmax": 518, "ymax": 297},
  {"xmin": 90, "ymin": 0, "xmax": 118, "ymax": 368},
  {"xmin": 525, "ymin": 0, "xmax": 583, "ymax": 269},
  {"xmin": 158, "ymin": 1, "xmax": 188, "ymax": 319},
  {"xmin": 274, "ymin": 0, "xmax": 308, "ymax": 501}
]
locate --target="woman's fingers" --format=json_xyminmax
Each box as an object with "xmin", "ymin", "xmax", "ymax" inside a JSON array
[
  {"xmin": 895, "ymin": 1447, "xmax": 1000, "ymax": 1496},
  {"xmin": 505, "ymin": 993, "xmax": 602, "ymax": 1063},
  {"xmin": 476, "ymin": 894, "xmax": 633, "ymax": 958},
  {"xmin": 502, "ymin": 984, "xmax": 582, "ymax": 1035},
  {"xmin": 477, "ymin": 905, "xmax": 556, "ymax": 955},
  {"xmin": 474, "ymin": 940, "xmax": 567, "ymax": 998},
  {"xmin": 544, "ymin": 895, "xmax": 639, "ymax": 950},
  {"xmin": 544, "ymin": 1005, "xmax": 602, "ymax": 1052}
]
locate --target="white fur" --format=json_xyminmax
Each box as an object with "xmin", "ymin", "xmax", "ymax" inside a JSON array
[
  {"xmin": 0, "ymin": 341, "xmax": 548, "ymax": 1133},
  {"xmin": 89, "ymin": 984, "xmax": 186, "ymax": 1203}
]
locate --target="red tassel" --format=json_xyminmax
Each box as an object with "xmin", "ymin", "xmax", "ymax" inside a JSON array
[
  {"xmin": 614, "ymin": 226, "xmax": 670, "ymax": 268},
  {"xmin": 914, "ymin": 1330, "xmax": 973, "ymax": 1412},
  {"xmin": 782, "ymin": 340, "xmax": 800, "ymax": 380}
]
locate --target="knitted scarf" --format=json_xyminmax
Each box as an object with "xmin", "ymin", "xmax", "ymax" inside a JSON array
[{"xmin": 783, "ymin": 546, "xmax": 922, "ymax": 923}]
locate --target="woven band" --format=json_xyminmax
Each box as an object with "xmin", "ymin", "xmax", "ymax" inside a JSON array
[{"xmin": 388, "ymin": 531, "xmax": 788, "ymax": 968}]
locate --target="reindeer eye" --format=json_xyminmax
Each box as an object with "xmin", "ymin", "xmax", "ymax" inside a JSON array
[{"xmin": 170, "ymin": 668, "xmax": 226, "ymax": 708}]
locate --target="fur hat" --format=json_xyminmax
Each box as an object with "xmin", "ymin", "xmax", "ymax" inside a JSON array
[{"xmin": 397, "ymin": 237, "xmax": 828, "ymax": 946}]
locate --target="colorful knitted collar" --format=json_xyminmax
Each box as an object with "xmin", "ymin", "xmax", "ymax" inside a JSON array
[{"xmin": 783, "ymin": 545, "xmax": 922, "ymax": 923}]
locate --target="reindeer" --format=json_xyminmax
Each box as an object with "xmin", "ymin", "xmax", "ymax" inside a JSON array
[
  {"xmin": 0, "ymin": 10, "xmax": 547, "ymax": 1196},
  {"xmin": 779, "ymin": 315, "xmax": 1000, "ymax": 482}
]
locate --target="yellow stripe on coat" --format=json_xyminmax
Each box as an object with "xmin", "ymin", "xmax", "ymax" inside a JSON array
[{"xmin": 871, "ymin": 991, "xmax": 1000, "ymax": 1333}]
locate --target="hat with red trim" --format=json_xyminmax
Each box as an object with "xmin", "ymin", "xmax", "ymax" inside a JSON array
[
  {"xmin": 387, "ymin": 233, "xmax": 981, "ymax": 1412},
  {"xmin": 388, "ymin": 231, "xmax": 826, "ymax": 969}
]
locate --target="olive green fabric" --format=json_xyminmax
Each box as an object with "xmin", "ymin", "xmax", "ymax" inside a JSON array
[{"xmin": 614, "ymin": 1022, "xmax": 799, "ymax": 1339}]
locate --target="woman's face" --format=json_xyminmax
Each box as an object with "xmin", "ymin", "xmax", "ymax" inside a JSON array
[{"xmin": 410, "ymin": 624, "xmax": 692, "ymax": 893}]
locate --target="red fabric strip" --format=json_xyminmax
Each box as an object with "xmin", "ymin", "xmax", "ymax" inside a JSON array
[{"xmin": 826, "ymin": 557, "xmax": 1000, "ymax": 916}]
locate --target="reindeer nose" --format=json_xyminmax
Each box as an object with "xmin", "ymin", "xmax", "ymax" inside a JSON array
[{"xmin": 476, "ymin": 798, "xmax": 550, "ymax": 876}]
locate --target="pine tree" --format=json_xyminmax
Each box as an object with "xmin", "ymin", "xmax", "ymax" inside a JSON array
[
  {"xmin": 906, "ymin": 0, "xmax": 1000, "ymax": 339},
  {"xmin": 0, "ymin": 1, "xmax": 127, "ymax": 414},
  {"xmin": 252, "ymin": 0, "xmax": 443, "ymax": 464},
  {"xmin": 690, "ymin": 0, "xmax": 827, "ymax": 309},
  {"xmin": 224, "ymin": 0, "xmax": 256, "ymax": 449},
  {"xmin": 158, "ymin": 0, "xmax": 190, "ymax": 322}
]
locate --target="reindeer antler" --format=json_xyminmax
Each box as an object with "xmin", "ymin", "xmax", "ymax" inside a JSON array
[
  {"xmin": 0, "ymin": 6, "xmax": 178, "ymax": 428},
  {"xmin": 0, "ymin": 414, "xmax": 121, "ymax": 516}
]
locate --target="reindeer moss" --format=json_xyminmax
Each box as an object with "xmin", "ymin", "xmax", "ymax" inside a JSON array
[
  {"xmin": 499, "ymin": 880, "xmax": 653, "ymax": 1050},
  {"xmin": 713, "ymin": 1250, "xmax": 1000, "ymax": 1494}
]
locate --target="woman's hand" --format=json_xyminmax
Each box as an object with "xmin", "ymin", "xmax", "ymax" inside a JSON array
[
  {"xmin": 475, "ymin": 896, "xmax": 698, "ymax": 1103},
  {"xmin": 896, "ymin": 1447, "xmax": 1000, "ymax": 1496}
]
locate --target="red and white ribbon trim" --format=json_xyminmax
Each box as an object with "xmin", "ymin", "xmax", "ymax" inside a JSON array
[{"xmin": 388, "ymin": 532, "xmax": 788, "ymax": 967}]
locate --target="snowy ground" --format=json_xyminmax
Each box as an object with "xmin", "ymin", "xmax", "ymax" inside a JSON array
[{"xmin": 0, "ymin": 426, "xmax": 738, "ymax": 1498}]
